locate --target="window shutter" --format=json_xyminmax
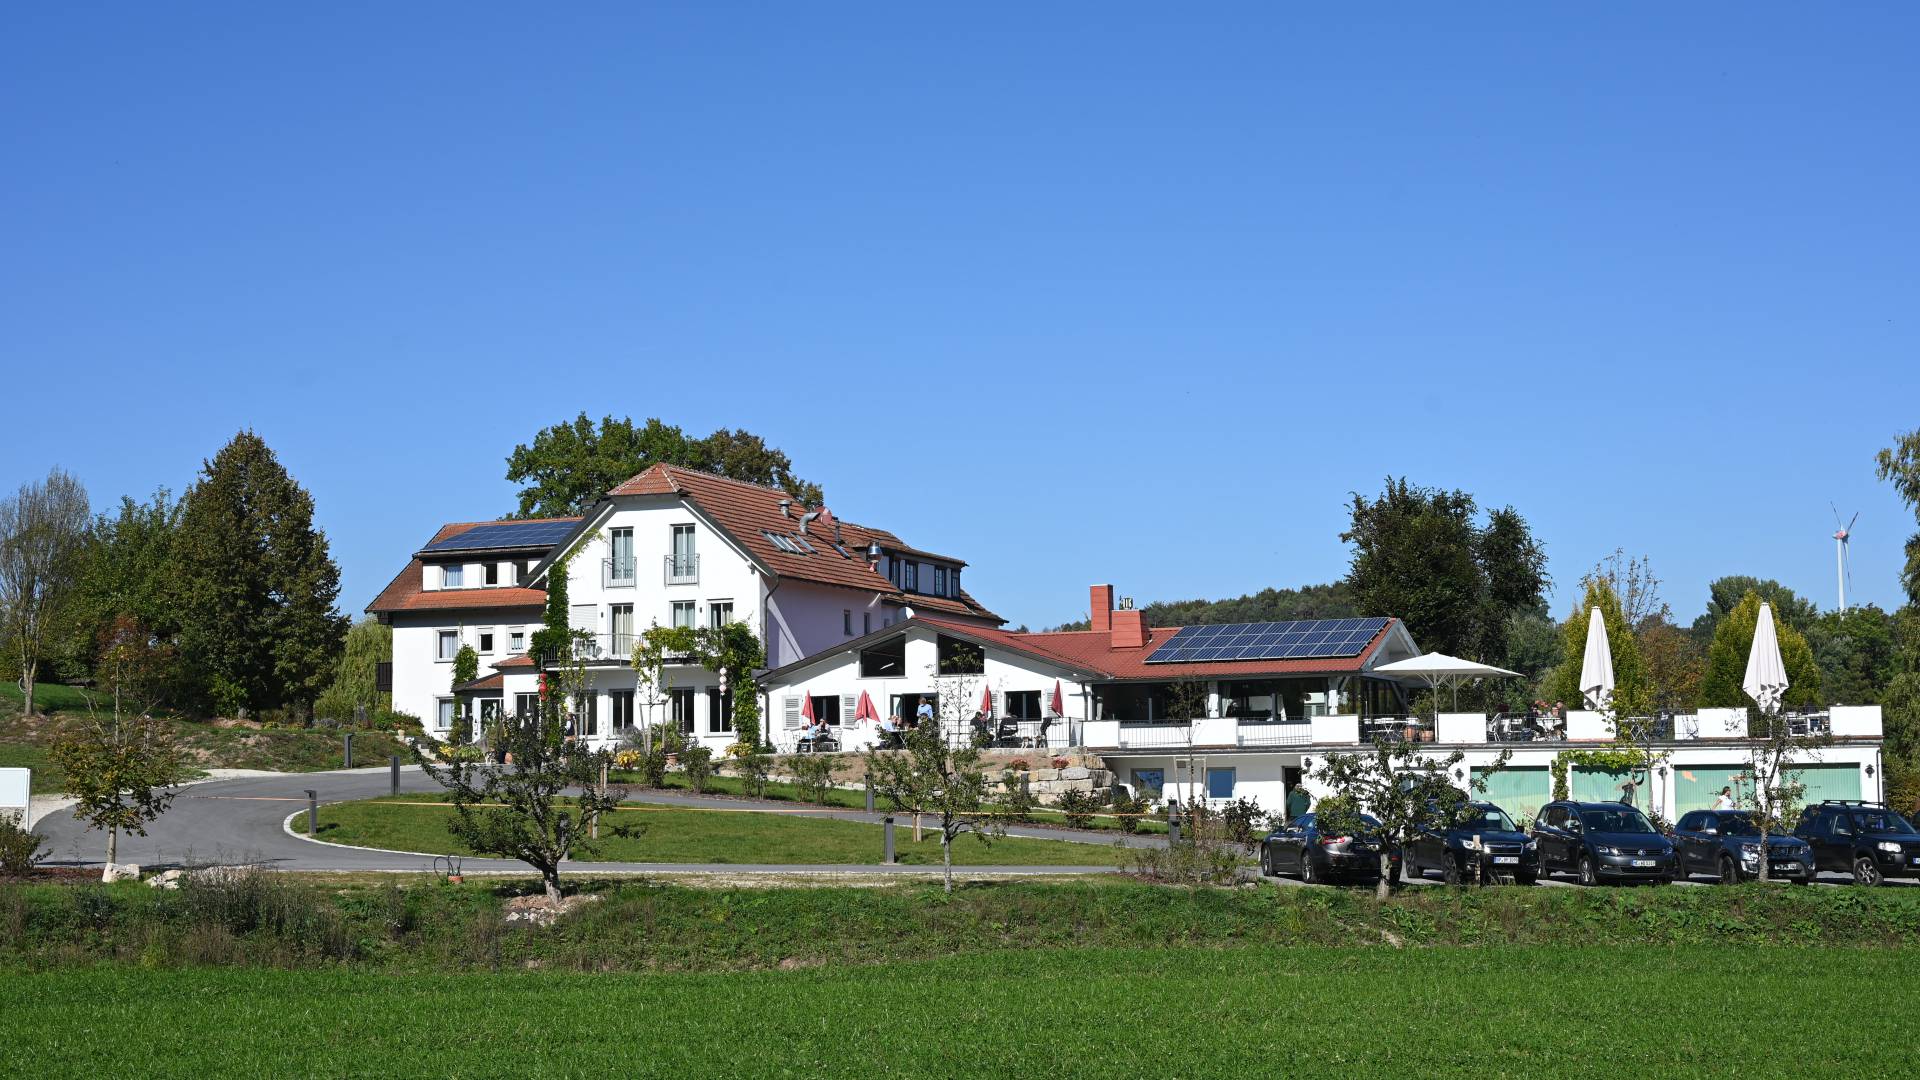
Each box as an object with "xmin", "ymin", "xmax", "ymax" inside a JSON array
[
  {"xmin": 993, "ymin": 691, "xmax": 1005, "ymax": 718},
  {"xmin": 783, "ymin": 697, "xmax": 802, "ymax": 730},
  {"xmin": 841, "ymin": 694, "xmax": 857, "ymax": 724}
]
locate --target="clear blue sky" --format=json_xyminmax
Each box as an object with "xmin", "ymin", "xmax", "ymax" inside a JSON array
[{"xmin": 5, "ymin": 6, "xmax": 1917, "ymax": 632}]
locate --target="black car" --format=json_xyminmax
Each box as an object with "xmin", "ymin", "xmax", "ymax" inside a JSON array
[
  {"xmin": 1531, "ymin": 800, "xmax": 1677, "ymax": 885},
  {"xmin": 1794, "ymin": 801, "xmax": 1920, "ymax": 886},
  {"xmin": 1404, "ymin": 801, "xmax": 1539, "ymax": 885},
  {"xmin": 1262, "ymin": 811, "xmax": 1401, "ymax": 885},
  {"xmin": 1672, "ymin": 809, "xmax": 1814, "ymax": 884}
]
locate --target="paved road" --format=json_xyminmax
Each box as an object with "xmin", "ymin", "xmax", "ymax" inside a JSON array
[{"xmin": 30, "ymin": 766, "xmax": 1148, "ymax": 876}]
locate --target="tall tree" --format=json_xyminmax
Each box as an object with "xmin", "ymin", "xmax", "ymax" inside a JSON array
[
  {"xmin": 1876, "ymin": 427, "xmax": 1920, "ymax": 602},
  {"xmin": 1342, "ymin": 479, "xmax": 1548, "ymax": 662},
  {"xmin": 173, "ymin": 432, "xmax": 347, "ymax": 717},
  {"xmin": 1873, "ymin": 429, "xmax": 1920, "ymax": 810},
  {"xmin": 0, "ymin": 467, "xmax": 90, "ymax": 718},
  {"xmin": 1543, "ymin": 580, "xmax": 1653, "ymax": 720},
  {"xmin": 505, "ymin": 413, "xmax": 821, "ymax": 518},
  {"xmin": 1696, "ymin": 591, "xmax": 1822, "ymax": 712},
  {"xmin": 72, "ymin": 489, "xmax": 183, "ymax": 671},
  {"xmin": 314, "ymin": 618, "xmax": 393, "ymax": 721},
  {"xmin": 1805, "ymin": 606, "xmax": 1897, "ymax": 706},
  {"xmin": 1690, "ymin": 576, "xmax": 1818, "ymax": 645},
  {"xmin": 1049, "ymin": 582, "xmax": 1356, "ymax": 632},
  {"xmin": 1584, "ymin": 549, "xmax": 1671, "ymax": 630}
]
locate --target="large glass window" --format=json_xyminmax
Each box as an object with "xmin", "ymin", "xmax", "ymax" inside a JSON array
[
  {"xmin": 709, "ymin": 601, "xmax": 734, "ymax": 629},
  {"xmin": 709, "ymin": 690, "xmax": 733, "ymax": 733},
  {"xmin": 1004, "ymin": 690, "xmax": 1042, "ymax": 720},
  {"xmin": 514, "ymin": 693, "xmax": 538, "ymax": 717},
  {"xmin": 609, "ymin": 528, "xmax": 635, "ymax": 581},
  {"xmin": 809, "ymin": 695, "xmax": 842, "ymax": 727},
  {"xmin": 1220, "ymin": 680, "xmax": 1280, "ymax": 721},
  {"xmin": 442, "ymin": 564, "xmax": 465, "ymax": 588},
  {"xmin": 670, "ymin": 601, "xmax": 697, "ymax": 629},
  {"xmin": 574, "ymin": 693, "xmax": 598, "ymax": 737},
  {"xmin": 435, "ymin": 699, "xmax": 455, "ymax": 731},
  {"xmin": 934, "ymin": 567, "xmax": 948, "ymax": 596},
  {"xmin": 610, "ymin": 690, "xmax": 635, "ymax": 733},
  {"xmin": 671, "ymin": 688, "xmax": 696, "ymax": 733},
  {"xmin": 437, "ymin": 631, "xmax": 460, "ymax": 660},
  {"xmin": 610, "ymin": 604, "xmax": 635, "ymax": 655},
  {"xmin": 1131, "ymin": 769, "xmax": 1165, "ymax": 797},
  {"xmin": 936, "ymin": 635, "xmax": 983, "ymax": 675},
  {"xmin": 861, "ymin": 637, "xmax": 906, "ymax": 678}
]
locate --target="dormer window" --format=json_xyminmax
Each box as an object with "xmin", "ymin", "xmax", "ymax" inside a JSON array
[
  {"xmin": 442, "ymin": 565, "xmax": 465, "ymax": 589},
  {"xmin": 484, "ymin": 563, "xmax": 500, "ymax": 587},
  {"xmin": 934, "ymin": 566, "xmax": 948, "ymax": 597},
  {"xmin": 949, "ymin": 569, "xmax": 961, "ymax": 598}
]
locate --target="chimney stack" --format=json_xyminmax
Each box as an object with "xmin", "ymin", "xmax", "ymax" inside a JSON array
[
  {"xmin": 1110, "ymin": 608, "xmax": 1148, "ymax": 649},
  {"xmin": 1089, "ymin": 585, "xmax": 1113, "ymax": 634}
]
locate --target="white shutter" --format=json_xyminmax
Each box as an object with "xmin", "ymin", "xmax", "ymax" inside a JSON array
[
  {"xmin": 841, "ymin": 694, "xmax": 857, "ymax": 725},
  {"xmin": 993, "ymin": 691, "xmax": 1005, "ymax": 718},
  {"xmin": 783, "ymin": 697, "xmax": 802, "ymax": 730}
]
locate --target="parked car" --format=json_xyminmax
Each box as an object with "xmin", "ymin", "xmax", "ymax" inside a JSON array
[
  {"xmin": 1404, "ymin": 801, "xmax": 1539, "ymax": 885},
  {"xmin": 1671, "ymin": 809, "xmax": 1814, "ymax": 884},
  {"xmin": 1531, "ymin": 800, "xmax": 1677, "ymax": 885},
  {"xmin": 1794, "ymin": 800, "xmax": 1920, "ymax": 886},
  {"xmin": 1261, "ymin": 811, "xmax": 1401, "ymax": 885}
]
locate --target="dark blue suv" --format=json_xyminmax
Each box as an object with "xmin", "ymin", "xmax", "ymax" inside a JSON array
[
  {"xmin": 1531, "ymin": 800, "xmax": 1677, "ymax": 885},
  {"xmin": 1795, "ymin": 801, "xmax": 1920, "ymax": 886},
  {"xmin": 1404, "ymin": 801, "xmax": 1539, "ymax": 885},
  {"xmin": 1672, "ymin": 809, "xmax": 1814, "ymax": 884}
]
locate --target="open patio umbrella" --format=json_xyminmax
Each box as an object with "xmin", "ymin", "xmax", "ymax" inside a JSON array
[
  {"xmin": 1369, "ymin": 653, "xmax": 1521, "ymax": 712},
  {"xmin": 1578, "ymin": 606, "xmax": 1615, "ymax": 712},
  {"xmin": 1742, "ymin": 600, "xmax": 1790, "ymax": 716},
  {"xmin": 1049, "ymin": 680, "xmax": 1065, "ymax": 717},
  {"xmin": 854, "ymin": 690, "xmax": 880, "ymax": 723}
]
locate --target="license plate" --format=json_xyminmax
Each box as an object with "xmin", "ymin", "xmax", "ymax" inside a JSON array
[
  {"xmin": 1493, "ymin": 856, "xmax": 1518, "ymax": 865},
  {"xmin": 1777, "ymin": 862, "xmax": 1799, "ymax": 871},
  {"xmin": 1630, "ymin": 859, "xmax": 1656, "ymax": 867}
]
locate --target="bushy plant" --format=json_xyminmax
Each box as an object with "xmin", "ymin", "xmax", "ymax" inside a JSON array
[
  {"xmin": 680, "ymin": 745, "xmax": 715, "ymax": 794},
  {"xmin": 1057, "ymin": 788, "xmax": 1098, "ymax": 830},
  {"xmin": 1131, "ymin": 802, "xmax": 1245, "ymax": 886},
  {"xmin": 0, "ymin": 812, "xmax": 46, "ymax": 876},
  {"xmin": 638, "ymin": 747, "xmax": 669, "ymax": 789},
  {"xmin": 1220, "ymin": 797, "xmax": 1272, "ymax": 846},
  {"xmin": 1110, "ymin": 787, "xmax": 1152, "ymax": 836},
  {"xmin": 612, "ymin": 749, "xmax": 642, "ymax": 771},
  {"xmin": 999, "ymin": 770, "xmax": 1036, "ymax": 824},
  {"xmin": 730, "ymin": 747, "xmax": 773, "ymax": 798},
  {"xmin": 784, "ymin": 754, "xmax": 836, "ymax": 804}
]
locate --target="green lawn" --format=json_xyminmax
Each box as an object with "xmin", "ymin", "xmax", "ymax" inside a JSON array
[
  {"xmin": 0, "ymin": 682, "xmax": 101, "ymax": 715},
  {"xmin": 305, "ymin": 795, "xmax": 1130, "ymax": 866},
  {"xmin": 611, "ymin": 769, "xmax": 1170, "ymax": 834},
  {"xmin": 9, "ymin": 946, "xmax": 1917, "ymax": 1078}
]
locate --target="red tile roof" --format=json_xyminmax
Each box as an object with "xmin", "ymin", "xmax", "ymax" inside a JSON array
[
  {"xmin": 910, "ymin": 615, "xmax": 1399, "ymax": 681},
  {"xmin": 452, "ymin": 673, "xmax": 504, "ymax": 693},
  {"xmin": 607, "ymin": 464, "xmax": 999, "ymax": 623},
  {"xmin": 494, "ymin": 654, "xmax": 536, "ymax": 670},
  {"xmin": 366, "ymin": 520, "xmax": 571, "ymax": 615}
]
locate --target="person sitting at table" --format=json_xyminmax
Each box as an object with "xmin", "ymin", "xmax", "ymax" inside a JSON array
[
  {"xmin": 798, "ymin": 718, "xmax": 826, "ymax": 750},
  {"xmin": 879, "ymin": 713, "xmax": 905, "ymax": 749},
  {"xmin": 969, "ymin": 710, "xmax": 991, "ymax": 747}
]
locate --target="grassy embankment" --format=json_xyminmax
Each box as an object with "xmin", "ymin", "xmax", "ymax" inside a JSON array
[
  {"xmin": 0, "ymin": 684, "xmax": 408, "ymax": 793},
  {"xmin": 302, "ymin": 793, "xmax": 1129, "ymax": 866}
]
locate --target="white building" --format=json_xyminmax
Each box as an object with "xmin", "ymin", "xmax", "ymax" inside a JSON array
[
  {"xmin": 368, "ymin": 464, "xmax": 1000, "ymax": 748},
  {"xmin": 760, "ymin": 584, "xmax": 1888, "ymax": 823}
]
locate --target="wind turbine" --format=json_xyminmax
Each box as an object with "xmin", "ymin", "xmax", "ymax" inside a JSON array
[{"xmin": 1831, "ymin": 504, "xmax": 1859, "ymax": 613}]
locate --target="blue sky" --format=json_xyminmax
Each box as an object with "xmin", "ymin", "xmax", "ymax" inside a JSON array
[{"xmin": 5, "ymin": 6, "xmax": 1917, "ymax": 632}]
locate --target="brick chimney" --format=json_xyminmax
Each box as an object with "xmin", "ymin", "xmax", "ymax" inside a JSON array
[
  {"xmin": 1089, "ymin": 585, "xmax": 1113, "ymax": 634},
  {"xmin": 1110, "ymin": 608, "xmax": 1149, "ymax": 649}
]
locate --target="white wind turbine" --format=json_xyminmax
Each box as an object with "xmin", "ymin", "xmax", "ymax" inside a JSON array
[{"xmin": 1831, "ymin": 504, "xmax": 1859, "ymax": 613}]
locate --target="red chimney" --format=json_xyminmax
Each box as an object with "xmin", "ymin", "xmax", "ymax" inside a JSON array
[
  {"xmin": 1111, "ymin": 608, "xmax": 1149, "ymax": 649},
  {"xmin": 1089, "ymin": 585, "xmax": 1113, "ymax": 633}
]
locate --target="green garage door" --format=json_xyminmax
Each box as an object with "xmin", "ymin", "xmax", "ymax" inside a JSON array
[
  {"xmin": 1473, "ymin": 766, "xmax": 1551, "ymax": 825},
  {"xmin": 1792, "ymin": 762, "xmax": 1862, "ymax": 807},
  {"xmin": 1571, "ymin": 766, "xmax": 1646, "ymax": 804},
  {"xmin": 1674, "ymin": 765, "xmax": 1750, "ymax": 816}
]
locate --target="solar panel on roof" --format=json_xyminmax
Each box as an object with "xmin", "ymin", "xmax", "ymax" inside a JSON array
[
  {"xmin": 1144, "ymin": 617, "xmax": 1390, "ymax": 665},
  {"xmin": 422, "ymin": 520, "xmax": 578, "ymax": 552}
]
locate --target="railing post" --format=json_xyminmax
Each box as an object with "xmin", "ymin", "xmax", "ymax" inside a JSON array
[
  {"xmin": 343, "ymin": 732, "xmax": 354, "ymax": 769},
  {"xmin": 883, "ymin": 816, "xmax": 896, "ymax": 864},
  {"xmin": 390, "ymin": 755, "xmax": 400, "ymax": 796},
  {"xmin": 306, "ymin": 789, "xmax": 318, "ymax": 835}
]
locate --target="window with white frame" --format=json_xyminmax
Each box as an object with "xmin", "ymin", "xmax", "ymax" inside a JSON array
[
  {"xmin": 442, "ymin": 564, "xmax": 465, "ymax": 588},
  {"xmin": 435, "ymin": 699, "xmax": 455, "ymax": 731},
  {"xmin": 514, "ymin": 692, "xmax": 538, "ymax": 717},
  {"xmin": 509, "ymin": 628, "xmax": 526, "ymax": 652},
  {"xmin": 708, "ymin": 601, "xmax": 734, "ymax": 629},
  {"xmin": 1205, "ymin": 767, "xmax": 1237, "ymax": 800},
  {"xmin": 484, "ymin": 562, "xmax": 500, "ymax": 586},
  {"xmin": 478, "ymin": 630, "xmax": 495, "ymax": 654},
  {"xmin": 437, "ymin": 630, "xmax": 460, "ymax": 660},
  {"xmin": 671, "ymin": 601, "xmax": 697, "ymax": 629}
]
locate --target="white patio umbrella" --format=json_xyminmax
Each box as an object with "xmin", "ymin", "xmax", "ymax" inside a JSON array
[
  {"xmin": 1578, "ymin": 606, "xmax": 1615, "ymax": 712},
  {"xmin": 1742, "ymin": 600, "xmax": 1790, "ymax": 716},
  {"xmin": 1369, "ymin": 653, "xmax": 1521, "ymax": 713}
]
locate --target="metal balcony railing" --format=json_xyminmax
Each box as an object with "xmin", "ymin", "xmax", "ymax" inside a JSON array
[
  {"xmin": 602, "ymin": 557, "xmax": 635, "ymax": 588},
  {"xmin": 571, "ymin": 632, "xmax": 636, "ymax": 662},
  {"xmin": 665, "ymin": 553, "xmax": 699, "ymax": 585}
]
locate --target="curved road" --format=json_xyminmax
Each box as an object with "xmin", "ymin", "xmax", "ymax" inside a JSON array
[{"xmin": 31, "ymin": 766, "xmax": 1150, "ymax": 876}]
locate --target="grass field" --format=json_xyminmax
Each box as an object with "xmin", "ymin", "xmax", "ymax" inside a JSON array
[
  {"xmin": 609, "ymin": 769, "xmax": 1172, "ymax": 834},
  {"xmin": 9, "ymin": 946, "xmax": 1918, "ymax": 1078},
  {"xmin": 305, "ymin": 794, "xmax": 1130, "ymax": 866}
]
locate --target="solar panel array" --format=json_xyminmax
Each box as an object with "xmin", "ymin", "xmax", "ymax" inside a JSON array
[
  {"xmin": 422, "ymin": 520, "xmax": 578, "ymax": 552},
  {"xmin": 1143, "ymin": 617, "xmax": 1390, "ymax": 664}
]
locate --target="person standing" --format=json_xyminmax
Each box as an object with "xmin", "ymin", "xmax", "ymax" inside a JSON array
[
  {"xmin": 1713, "ymin": 786, "xmax": 1735, "ymax": 810},
  {"xmin": 1285, "ymin": 783, "xmax": 1311, "ymax": 824}
]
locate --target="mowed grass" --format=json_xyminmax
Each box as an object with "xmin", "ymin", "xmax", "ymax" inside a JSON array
[
  {"xmin": 11, "ymin": 946, "xmax": 1918, "ymax": 1079},
  {"xmin": 305, "ymin": 795, "xmax": 1130, "ymax": 866}
]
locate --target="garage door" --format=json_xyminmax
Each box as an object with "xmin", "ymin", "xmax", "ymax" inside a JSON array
[
  {"xmin": 1473, "ymin": 766, "xmax": 1551, "ymax": 825},
  {"xmin": 1571, "ymin": 765, "xmax": 1645, "ymax": 804},
  {"xmin": 1674, "ymin": 764, "xmax": 1750, "ymax": 816},
  {"xmin": 1794, "ymin": 762, "xmax": 1862, "ymax": 806}
]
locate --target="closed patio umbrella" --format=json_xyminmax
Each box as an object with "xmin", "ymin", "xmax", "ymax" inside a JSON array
[
  {"xmin": 979, "ymin": 685, "xmax": 994, "ymax": 717},
  {"xmin": 800, "ymin": 694, "xmax": 815, "ymax": 722},
  {"xmin": 1578, "ymin": 606, "xmax": 1615, "ymax": 713},
  {"xmin": 854, "ymin": 690, "xmax": 880, "ymax": 723},
  {"xmin": 1049, "ymin": 680, "xmax": 1065, "ymax": 717},
  {"xmin": 1742, "ymin": 601, "xmax": 1790, "ymax": 716}
]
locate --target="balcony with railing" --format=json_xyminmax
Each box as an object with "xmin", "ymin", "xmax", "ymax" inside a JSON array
[
  {"xmin": 665, "ymin": 553, "xmax": 699, "ymax": 585},
  {"xmin": 602, "ymin": 557, "xmax": 635, "ymax": 589}
]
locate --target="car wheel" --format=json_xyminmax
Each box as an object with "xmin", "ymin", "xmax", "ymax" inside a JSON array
[
  {"xmin": 1853, "ymin": 855, "xmax": 1884, "ymax": 887},
  {"xmin": 1718, "ymin": 856, "xmax": 1738, "ymax": 885},
  {"xmin": 1578, "ymin": 854, "xmax": 1598, "ymax": 887},
  {"xmin": 1261, "ymin": 848, "xmax": 1275, "ymax": 878},
  {"xmin": 1442, "ymin": 856, "xmax": 1462, "ymax": 886},
  {"xmin": 1300, "ymin": 851, "xmax": 1319, "ymax": 885}
]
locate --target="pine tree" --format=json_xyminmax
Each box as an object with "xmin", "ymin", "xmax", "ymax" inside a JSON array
[{"xmin": 173, "ymin": 432, "xmax": 346, "ymax": 717}]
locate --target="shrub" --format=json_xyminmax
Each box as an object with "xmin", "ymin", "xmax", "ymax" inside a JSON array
[
  {"xmin": 1007, "ymin": 759, "xmax": 1030, "ymax": 772},
  {"xmin": 784, "ymin": 754, "xmax": 836, "ymax": 804},
  {"xmin": 1057, "ymin": 789, "xmax": 1098, "ymax": 830},
  {"xmin": 1110, "ymin": 787, "xmax": 1151, "ymax": 836},
  {"xmin": 1132, "ymin": 804, "xmax": 1245, "ymax": 886},
  {"xmin": 613, "ymin": 749, "xmax": 643, "ymax": 771},
  {"xmin": 1050, "ymin": 756, "xmax": 1070, "ymax": 769},
  {"xmin": 680, "ymin": 745, "xmax": 715, "ymax": 794},
  {"xmin": 999, "ymin": 771, "xmax": 1036, "ymax": 824},
  {"xmin": 638, "ymin": 748, "xmax": 669, "ymax": 789},
  {"xmin": 0, "ymin": 812, "xmax": 45, "ymax": 876},
  {"xmin": 1220, "ymin": 797, "xmax": 1272, "ymax": 846},
  {"xmin": 730, "ymin": 748, "xmax": 773, "ymax": 798}
]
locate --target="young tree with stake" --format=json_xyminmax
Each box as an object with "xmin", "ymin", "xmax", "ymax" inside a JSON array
[{"xmin": 1311, "ymin": 740, "xmax": 1511, "ymax": 900}]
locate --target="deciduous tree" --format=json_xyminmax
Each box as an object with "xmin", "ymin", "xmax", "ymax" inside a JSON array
[
  {"xmin": 1311, "ymin": 741, "xmax": 1509, "ymax": 899},
  {"xmin": 0, "ymin": 467, "xmax": 90, "ymax": 719},
  {"xmin": 505, "ymin": 413, "xmax": 821, "ymax": 518},
  {"xmin": 863, "ymin": 721, "xmax": 1003, "ymax": 894},
  {"xmin": 1697, "ymin": 592, "xmax": 1822, "ymax": 712}
]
